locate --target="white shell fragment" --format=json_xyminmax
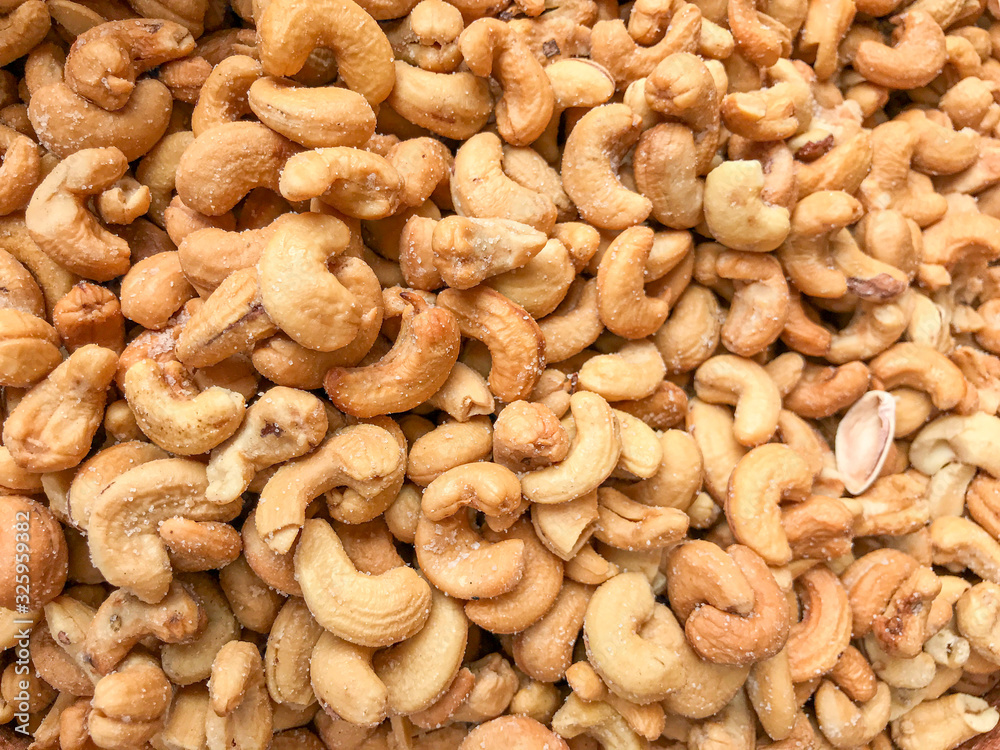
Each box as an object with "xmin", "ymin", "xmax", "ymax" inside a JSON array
[{"xmin": 835, "ymin": 390, "xmax": 897, "ymax": 496}]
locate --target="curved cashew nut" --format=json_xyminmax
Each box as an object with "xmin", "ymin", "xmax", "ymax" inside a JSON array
[
  {"xmin": 870, "ymin": 343, "xmax": 966, "ymax": 411},
  {"xmin": 576, "ymin": 341, "xmax": 666, "ymax": 403},
  {"xmin": 459, "ymin": 19, "xmax": 554, "ymax": 146},
  {"xmin": 562, "ymin": 104, "xmax": 652, "ymax": 231},
  {"xmin": 257, "ymin": 0, "xmax": 395, "ymax": 105},
  {"xmin": 265, "ymin": 597, "xmax": 323, "ymax": 709},
  {"xmin": 3, "ymin": 345, "xmax": 117, "ymax": 472},
  {"xmin": 787, "ymin": 566, "xmax": 853, "ymax": 682},
  {"xmin": 520, "ymin": 391, "xmax": 621, "ymax": 505},
  {"xmin": 311, "ymin": 632, "xmax": 386, "ymax": 726},
  {"xmin": 387, "ymin": 61, "xmax": 494, "ymax": 140},
  {"xmin": 87, "ymin": 458, "xmax": 242, "ymax": 603},
  {"xmin": 206, "ymin": 387, "xmax": 327, "ymax": 505},
  {"xmin": 431, "ymin": 216, "xmax": 547, "ymax": 291},
  {"xmin": 596, "ymin": 226, "xmax": 671, "ymax": 340},
  {"xmin": 815, "ymin": 680, "xmax": 891, "ymax": 748},
  {"xmin": 0, "ymin": 0, "xmax": 49, "ymax": 68},
  {"xmin": 64, "ymin": 19, "xmax": 195, "ymax": 111},
  {"xmin": 583, "ymin": 572, "xmax": 686, "ymax": 703},
  {"xmin": 89, "ymin": 652, "xmax": 174, "ymax": 750},
  {"xmin": 256, "ymin": 422, "xmax": 405, "ymax": 554},
  {"xmin": 279, "ymin": 147, "xmax": 403, "ymax": 220},
  {"xmin": 703, "ymin": 160, "xmax": 791, "ymax": 252},
  {"xmin": 160, "ymin": 573, "xmax": 241, "ymax": 686},
  {"xmin": 324, "ymin": 292, "xmax": 461, "ymax": 418},
  {"xmin": 206, "ymin": 641, "xmax": 272, "ymax": 750},
  {"xmin": 725, "ymin": 444, "xmax": 812, "ymax": 565},
  {"xmin": 0, "ymin": 126, "xmax": 40, "ymax": 216},
  {"xmin": 415, "ymin": 510, "xmax": 526, "ymax": 600},
  {"xmin": 594, "ymin": 488, "xmax": 688, "ymax": 550},
  {"xmin": 909, "ymin": 413, "xmax": 1000, "ymax": 478},
  {"xmin": 374, "ymin": 584, "xmax": 469, "ymax": 714},
  {"xmin": 421, "ymin": 462, "xmax": 523, "ymax": 522},
  {"xmin": 295, "ymin": 518, "xmax": 431, "ymax": 647},
  {"xmin": 891, "ymin": 694, "xmax": 999, "ymax": 750},
  {"xmin": 24, "ymin": 147, "xmax": 131, "ymax": 282},
  {"xmin": 174, "ymin": 122, "xmax": 302, "ymax": 216},
  {"xmin": 462, "ymin": 716, "xmax": 570, "ymax": 749},
  {"xmin": 694, "ymin": 354, "xmax": 782, "ymax": 447},
  {"xmin": 437, "ymin": 286, "xmax": 545, "ymax": 403},
  {"xmin": 258, "ymin": 212, "xmax": 361, "ymax": 351},
  {"xmin": 123, "ymin": 359, "xmax": 246, "ymax": 456},
  {"xmin": 190, "ymin": 54, "xmax": 262, "ymax": 137},
  {"xmin": 451, "ymin": 132, "xmax": 556, "ymax": 233},
  {"xmin": 83, "ymin": 580, "xmax": 204, "ymax": 674},
  {"xmin": 853, "ymin": 11, "xmax": 947, "ymax": 90},
  {"xmin": 931, "ymin": 516, "xmax": 1000, "ymax": 585}
]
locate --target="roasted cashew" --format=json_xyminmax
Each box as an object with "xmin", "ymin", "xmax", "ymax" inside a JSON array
[
  {"xmin": 854, "ymin": 11, "xmax": 947, "ymax": 90},
  {"xmin": 387, "ymin": 61, "xmax": 494, "ymax": 140},
  {"xmin": 703, "ymin": 159, "xmax": 791, "ymax": 252},
  {"xmin": 88, "ymin": 458, "xmax": 242, "ymax": 603},
  {"xmin": 296, "ymin": 518, "xmax": 431, "ymax": 646},
  {"xmin": 694, "ymin": 354, "xmax": 782, "ymax": 447},
  {"xmin": 279, "ymin": 147, "xmax": 402, "ymax": 220},
  {"xmin": 255, "ymin": 422, "xmax": 405, "ymax": 554},
  {"xmin": 206, "ymin": 641, "xmax": 272, "ymax": 750},
  {"xmin": 24, "ymin": 147, "xmax": 131, "ymax": 282}
]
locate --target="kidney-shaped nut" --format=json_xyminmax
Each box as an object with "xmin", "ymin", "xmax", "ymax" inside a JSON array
[
  {"xmin": 295, "ymin": 518, "xmax": 431, "ymax": 647},
  {"xmin": 853, "ymin": 11, "xmax": 946, "ymax": 90},
  {"xmin": 725, "ymin": 443, "xmax": 812, "ymax": 566},
  {"xmin": 421, "ymin": 462, "xmax": 522, "ymax": 523},
  {"xmin": 0, "ymin": 308, "xmax": 62, "ymax": 388},
  {"xmin": 256, "ymin": 422, "xmax": 405, "ymax": 554},
  {"xmin": 3, "ymin": 345, "xmax": 116, "ymax": 472},
  {"xmin": 123, "ymin": 359, "xmax": 247, "ymax": 456},
  {"xmin": 257, "ymin": 0, "xmax": 395, "ymax": 105},
  {"xmin": 25, "ymin": 147, "xmax": 131, "ymax": 282},
  {"xmin": 431, "ymin": 216, "xmax": 547, "ymax": 290},
  {"xmin": 694, "ymin": 354, "xmax": 782, "ymax": 447},
  {"xmin": 206, "ymin": 640, "xmax": 273, "ymax": 750},
  {"xmin": 704, "ymin": 160, "xmax": 791, "ymax": 253},
  {"xmin": 64, "ymin": 19, "xmax": 195, "ymax": 111},
  {"xmin": 584, "ymin": 572, "xmax": 686, "ymax": 704},
  {"xmin": 206, "ymin": 387, "xmax": 327, "ymax": 505},
  {"xmin": 0, "ymin": 495, "xmax": 67, "ymax": 611},
  {"xmin": 521, "ymin": 391, "xmax": 621, "ymax": 505},
  {"xmin": 87, "ymin": 458, "xmax": 242, "ymax": 604},
  {"xmin": 909, "ymin": 413, "xmax": 1000, "ymax": 479}
]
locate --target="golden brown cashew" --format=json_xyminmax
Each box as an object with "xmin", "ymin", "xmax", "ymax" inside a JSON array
[
  {"xmin": 87, "ymin": 458, "xmax": 242, "ymax": 603},
  {"xmin": 206, "ymin": 387, "xmax": 327, "ymax": 505},
  {"xmin": 853, "ymin": 11, "xmax": 946, "ymax": 90},
  {"xmin": 726, "ymin": 444, "xmax": 812, "ymax": 565},
  {"xmin": 206, "ymin": 641, "xmax": 273, "ymax": 750},
  {"xmin": 459, "ymin": 19, "xmax": 553, "ymax": 146},
  {"xmin": 891, "ymin": 694, "xmax": 999, "ymax": 750},
  {"xmin": 703, "ymin": 160, "xmax": 791, "ymax": 252},
  {"xmin": 255, "ymin": 422, "xmax": 404, "ymax": 554},
  {"xmin": 265, "ymin": 597, "xmax": 322, "ymax": 709},
  {"xmin": 787, "ymin": 566, "xmax": 852, "ymax": 682},
  {"xmin": 25, "ymin": 147, "xmax": 130, "ymax": 282},
  {"xmin": 421, "ymin": 462, "xmax": 522, "ymax": 522},
  {"xmin": 310, "ymin": 631, "xmax": 386, "ymax": 727},
  {"xmin": 3, "ymin": 345, "xmax": 116, "ymax": 472},
  {"xmin": 325, "ymin": 292, "xmax": 461, "ymax": 417},
  {"xmin": 576, "ymin": 341, "xmax": 666, "ymax": 403},
  {"xmin": 584, "ymin": 572, "xmax": 686, "ymax": 703},
  {"xmin": 27, "ymin": 79, "xmax": 172, "ymax": 161},
  {"xmin": 387, "ymin": 61, "xmax": 494, "ymax": 140},
  {"xmin": 0, "ymin": 126, "xmax": 39, "ymax": 216},
  {"xmin": 461, "ymin": 716, "xmax": 570, "ymax": 750},
  {"xmin": 247, "ymin": 76, "xmax": 375, "ymax": 149},
  {"xmin": 909, "ymin": 413, "xmax": 1000, "ymax": 479},
  {"xmin": 83, "ymin": 580, "xmax": 204, "ymax": 675},
  {"xmin": 451, "ymin": 132, "xmax": 556, "ymax": 233},
  {"xmin": 596, "ymin": 227, "xmax": 671, "ymax": 339},
  {"xmin": 279, "ymin": 148, "xmax": 402, "ymax": 220},
  {"xmin": 64, "ymin": 19, "xmax": 195, "ymax": 111},
  {"xmin": 0, "ymin": 308, "xmax": 61, "ymax": 387},
  {"xmin": 295, "ymin": 518, "xmax": 431, "ymax": 646},
  {"xmin": 257, "ymin": 212, "xmax": 361, "ymax": 351},
  {"xmin": 257, "ymin": 0, "xmax": 395, "ymax": 105},
  {"xmin": 431, "ymin": 216, "xmax": 547, "ymax": 290},
  {"xmin": 415, "ymin": 510, "xmax": 526, "ymax": 600},
  {"xmin": 189, "ymin": 55, "xmax": 261, "ymax": 137},
  {"xmin": 160, "ymin": 573, "xmax": 240, "ymax": 687},
  {"xmin": 521, "ymin": 391, "xmax": 621, "ymax": 505},
  {"xmin": 562, "ymin": 104, "xmax": 652, "ymax": 231},
  {"xmin": 694, "ymin": 354, "xmax": 782, "ymax": 447},
  {"xmin": 0, "ymin": 0, "xmax": 49, "ymax": 68},
  {"xmin": 123, "ymin": 358, "xmax": 246, "ymax": 456},
  {"xmin": 89, "ymin": 651, "xmax": 173, "ymax": 750}
]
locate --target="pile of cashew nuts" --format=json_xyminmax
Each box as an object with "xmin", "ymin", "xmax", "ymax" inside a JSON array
[{"xmin": 6, "ymin": 0, "xmax": 1000, "ymax": 747}]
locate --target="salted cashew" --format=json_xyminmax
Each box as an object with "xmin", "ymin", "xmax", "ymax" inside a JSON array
[
  {"xmin": 931, "ymin": 516, "xmax": 1000, "ymax": 585},
  {"xmin": 577, "ymin": 341, "xmax": 666, "ymax": 403},
  {"xmin": 83, "ymin": 580, "xmax": 204, "ymax": 675},
  {"xmin": 295, "ymin": 518, "xmax": 431, "ymax": 646},
  {"xmin": 891, "ymin": 694, "xmax": 999, "ymax": 750},
  {"xmin": 174, "ymin": 122, "xmax": 302, "ymax": 216},
  {"xmin": 206, "ymin": 641, "xmax": 272, "ymax": 750},
  {"xmin": 279, "ymin": 147, "xmax": 402, "ymax": 220},
  {"xmin": 0, "ymin": 308, "xmax": 61, "ymax": 387},
  {"xmin": 0, "ymin": 126, "xmax": 39, "ymax": 216},
  {"xmin": 595, "ymin": 227, "xmax": 673, "ymax": 340},
  {"xmin": 459, "ymin": 19, "xmax": 553, "ymax": 146},
  {"xmin": 325, "ymin": 292, "xmax": 460, "ymax": 417},
  {"xmin": 257, "ymin": 0, "xmax": 394, "ymax": 105},
  {"xmin": 88, "ymin": 651, "xmax": 174, "ymax": 750},
  {"xmin": 257, "ymin": 212, "xmax": 362, "ymax": 351},
  {"xmin": 909, "ymin": 412, "xmax": 1000, "ymax": 478},
  {"xmin": 451, "ymin": 132, "xmax": 556, "ymax": 233},
  {"xmin": 206, "ymin": 387, "xmax": 326, "ymax": 505},
  {"xmin": 584, "ymin": 572, "xmax": 686, "ymax": 704},
  {"xmin": 870, "ymin": 342, "xmax": 967, "ymax": 412},
  {"xmin": 703, "ymin": 160, "xmax": 791, "ymax": 252},
  {"xmin": 255, "ymin": 422, "xmax": 405, "ymax": 554},
  {"xmin": 814, "ymin": 680, "xmax": 891, "ymax": 748},
  {"xmin": 437, "ymin": 286, "xmax": 545, "ymax": 403},
  {"xmin": 854, "ymin": 11, "xmax": 946, "ymax": 90},
  {"xmin": 310, "ymin": 631, "xmax": 387, "ymax": 726},
  {"xmin": 0, "ymin": 497, "xmax": 66, "ymax": 611},
  {"xmin": 431, "ymin": 216, "xmax": 547, "ymax": 290},
  {"xmin": 3, "ymin": 345, "xmax": 117, "ymax": 472},
  {"xmin": 421, "ymin": 462, "xmax": 522, "ymax": 523},
  {"xmin": 160, "ymin": 573, "xmax": 240, "ymax": 687},
  {"xmin": 562, "ymin": 104, "xmax": 652, "ymax": 231},
  {"xmin": 787, "ymin": 566, "xmax": 853, "ymax": 682},
  {"xmin": 123, "ymin": 358, "xmax": 246, "ymax": 456},
  {"xmin": 24, "ymin": 147, "xmax": 131, "ymax": 282},
  {"xmin": 265, "ymin": 597, "xmax": 322, "ymax": 709},
  {"xmin": 189, "ymin": 54, "xmax": 261, "ymax": 136},
  {"xmin": 64, "ymin": 19, "xmax": 195, "ymax": 111},
  {"xmin": 87, "ymin": 458, "xmax": 242, "ymax": 603},
  {"xmin": 725, "ymin": 444, "xmax": 812, "ymax": 565},
  {"xmin": 387, "ymin": 61, "xmax": 494, "ymax": 140},
  {"xmin": 0, "ymin": 0, "xmax": 49, "ymax": 68},
  {"xmin": 694, "ymin": 354, "xmax": 782, "ymax": 447}
]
